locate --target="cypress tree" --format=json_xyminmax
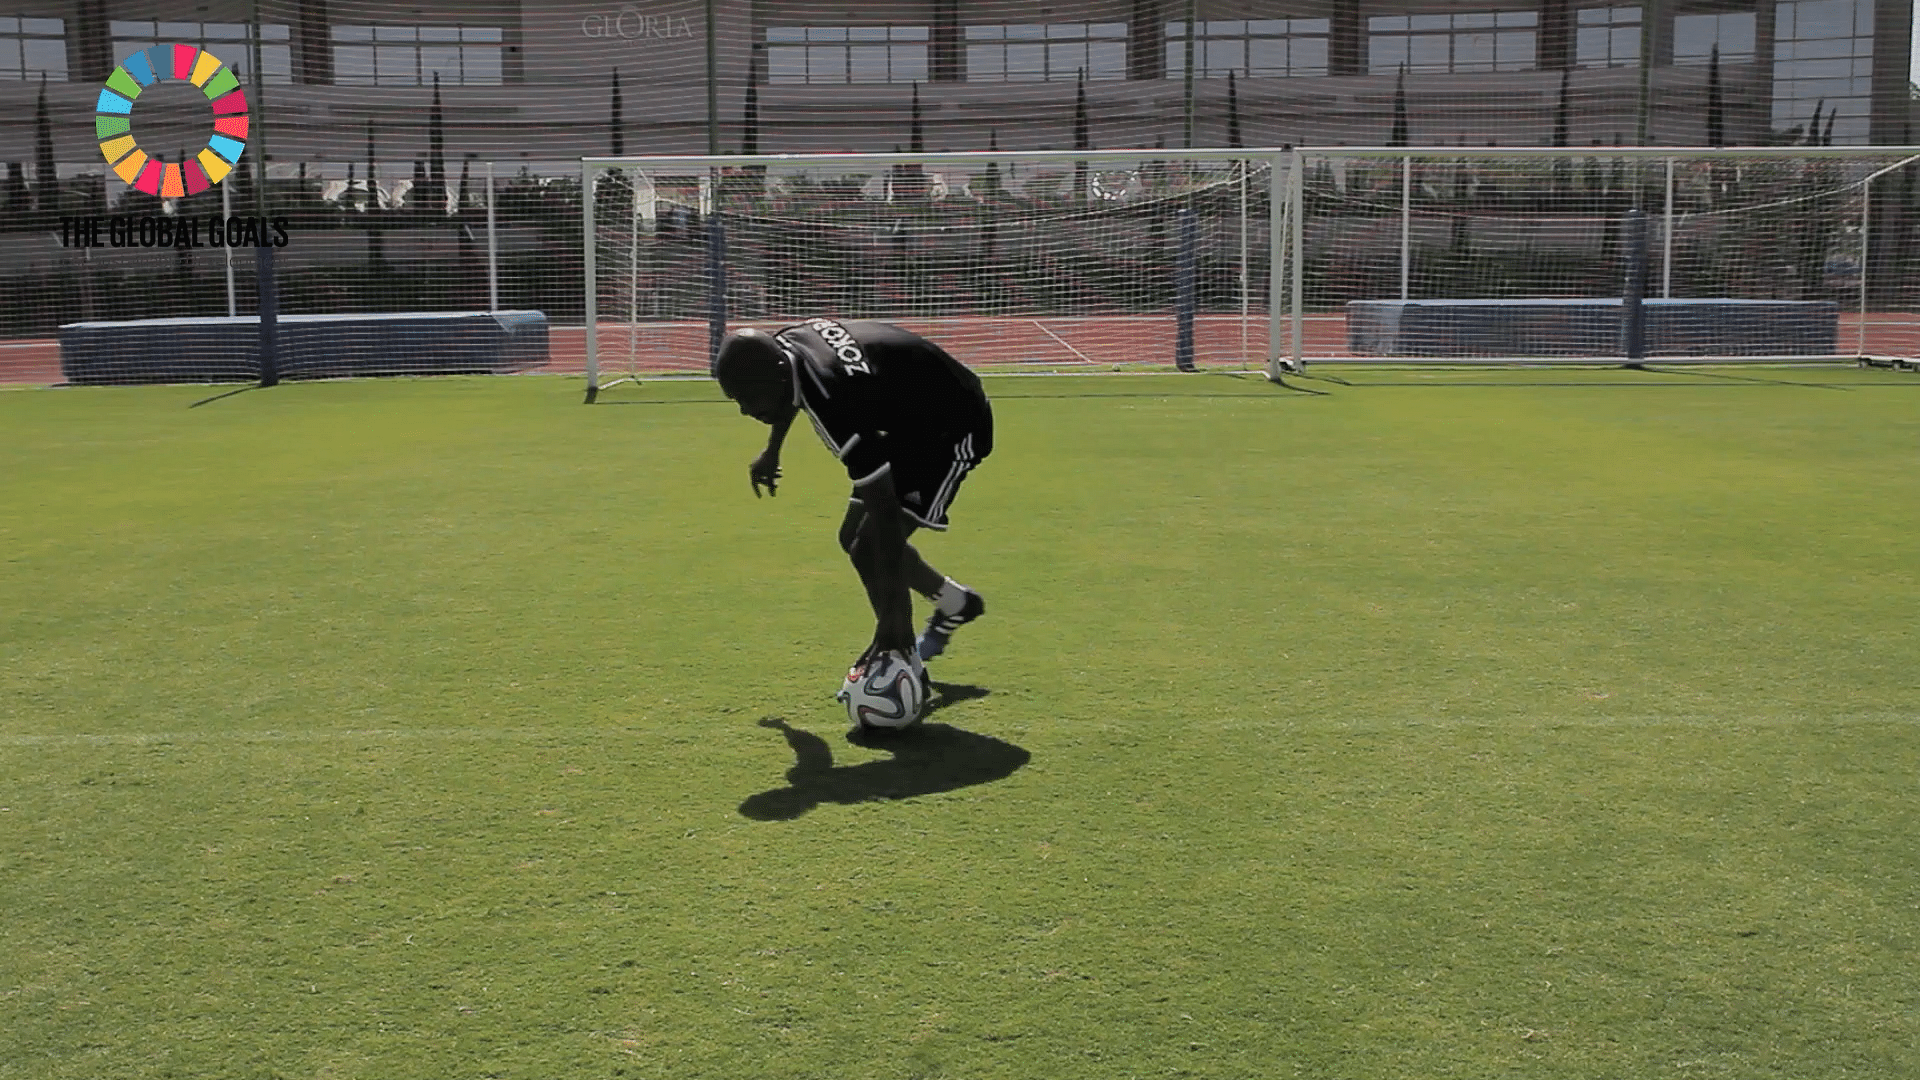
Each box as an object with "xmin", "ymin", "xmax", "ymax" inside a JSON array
[
  {"xmin": 1073, "ymin": 70, "xmax": 1090, "ymax": 201},
  {"xmin": 34, "ymin": 76, "xmax": 56, "ymax": 221},
  {"xmin": 609, "ymin": 68, "xmax": 624, "ymax": 156},
  {"xmin": 1706, "ymin": 45, "xmax": 1725, "ymax": 147},
  {"xmin": 740, "ymin": 73, "xmax": 759, "ymax": 155},
  {"xmin": 429, "ymin": 73, "xmax": 447, "ymax": 212},
  {"xmin": 1226, "ymin": 70, "xmax": 1243, "ymax": 149},
  {"xmin": 1389, "ymin": 65, "xmax": 1409, "ymax": 146}
]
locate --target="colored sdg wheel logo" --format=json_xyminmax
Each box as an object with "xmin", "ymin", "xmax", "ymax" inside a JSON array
[{"xmin": 96, "ymin": 44, "xmax": 249, "ymax": 196}]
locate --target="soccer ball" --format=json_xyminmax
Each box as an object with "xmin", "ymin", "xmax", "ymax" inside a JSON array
[{"xmin": 842, "ymin": 649, "xmax": 926, "ymax": 731}]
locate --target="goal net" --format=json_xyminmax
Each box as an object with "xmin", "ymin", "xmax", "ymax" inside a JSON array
[
  {"xmin": 581, "ymin": 149, "xmax": 1288, "ymax": 391},
  {"xmin": 1302, "ymin": 146, "xmax": 1920, "ymax": 367},
  {"xmin": 584, "ymin": 147, "xmax": 1920, "ymax": 392}
]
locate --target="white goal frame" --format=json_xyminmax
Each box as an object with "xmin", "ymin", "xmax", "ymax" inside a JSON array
[
  {"xmin": 581, "ymin": 147, "xmax": 1301, "ymax": 391},
  {"xmin": 1299, "ymin": 144, "xmax": 1920, "ymax": 370}
]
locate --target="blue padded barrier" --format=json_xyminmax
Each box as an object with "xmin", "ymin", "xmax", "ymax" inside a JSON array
[
  {"xmin": 1346, "ymin": 298, "xmax": 1839, "ymax": 358},
  {"xmin": 58, "ymin": 311, "xmax": 549, "ymax": 385}
]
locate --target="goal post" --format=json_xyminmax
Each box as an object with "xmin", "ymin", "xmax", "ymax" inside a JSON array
[{"xmin": 579, "ymin": 148, "xmax": 1299, "ymax": 397}]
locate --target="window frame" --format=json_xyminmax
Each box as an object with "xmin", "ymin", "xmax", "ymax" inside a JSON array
[
  {"xmin": 109, "ymin": 20, "xmax": 293, "ymax": 83},
  {"xmin": 1671, "ymin": 10, "xmax": 1757, "ymax": 65},
  {"xmin": 331, "ymin": 23, "xmax": 506, "ymax": 86},
  {"xmin": 1164, "ymin": 18, "xmax": 1331, "ymax": 79},
  {"xmin": 1, "ymin": 15, "xmax": 71, "ymax": 81},
  {"xmin": 1574, "ymin": 6, "xmax": 1641, "ymax": 69},
  {"xmin": 966, "ymin": 22, "xmax": 1128, "ymax": 82},
  {"xmin": 1770, "ymin": 0, "xmax": 1873, "ymax": 143},
  {"xmin": 1367, "ymin": 10, "xmax": 1538, "ymax": 75},
  {"xmin": 765, "ymin": 24, "xmax": 930, "ymax": 85}
]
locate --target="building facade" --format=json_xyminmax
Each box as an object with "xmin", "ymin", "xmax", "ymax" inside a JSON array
[{"xmin": 0, "ymin": 0, "xmax": 1912, "ymax": 173}]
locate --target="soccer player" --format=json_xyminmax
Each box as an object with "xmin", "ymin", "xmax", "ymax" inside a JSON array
[{"xmin": 713, "ymin": 318, "xmax": 992, "ymax": 694}]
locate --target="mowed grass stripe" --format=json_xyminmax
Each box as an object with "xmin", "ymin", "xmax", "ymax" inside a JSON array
[{"xmin": 6, "ymin": 704, "xmax": 1919, "ymax": 749}]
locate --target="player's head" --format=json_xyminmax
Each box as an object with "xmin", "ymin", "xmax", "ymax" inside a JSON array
[{"xmin": 714, "ymin": 328, "xmax": 790, "ymax": 423}]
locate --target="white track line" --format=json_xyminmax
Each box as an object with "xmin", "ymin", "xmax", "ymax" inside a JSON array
[{"xmin": 1030, "ymin": 320, "xmax": 1098, "ymax": 364}]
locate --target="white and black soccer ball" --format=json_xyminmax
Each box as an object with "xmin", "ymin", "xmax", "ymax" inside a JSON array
[{"xmin": 842, "ymin": 649, "xmax": 926, "ymax": 731}]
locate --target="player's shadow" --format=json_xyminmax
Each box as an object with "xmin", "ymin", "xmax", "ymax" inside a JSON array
[{"xmin": 739, "ymin": 683, "xmax": 1027, "ymax": 821}]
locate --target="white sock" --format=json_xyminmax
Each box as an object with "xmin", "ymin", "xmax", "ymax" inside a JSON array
[{"xmin": 934, "ymin": 578, "xmax": 970, "ymax": 615}]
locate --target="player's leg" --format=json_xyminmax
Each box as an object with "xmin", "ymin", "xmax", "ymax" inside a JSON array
[
  {"xmin": 882, "ymin": 436, "xmax": 989, "ymax": 661},
  {"xmin": 917, "ymin": 579, "xmax": 985, "ymax": 661},
  {"xmin": 838, "ymin": 498, "xmax": 945, "ymax": 601},
  {"xmin": 835, "ymin": 497, "xmax": 929, "ymax": 704}
]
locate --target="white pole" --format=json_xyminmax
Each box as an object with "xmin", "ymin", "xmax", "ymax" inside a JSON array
[
  {"xmin": 1661, "ymin": 157, "xmax": 1675, "ymax": 298},
  {"xmin": 221, "ymin": 178, "xmax": 236, "ymax": 317},
  {"xmin": 1239, "ymin": 161, "xmax": 1250, "ymax": 363},
  {"xmin": 1288, "ymin": 147, "xmax": 1305, "ymax": 370},
  {"xmin": 1267, "ymin": 152, "xmax": 1286, "ymax": 378},
  {"xmin": 1857, "ymin": 172, "xmax": 1871, "ymax": 357},
  {"xmin": 1400, "ymin": 154, "xmax": 1411, "ymax": 300},
  {"xmin": 583, "ymin": 161, "xmax": 598, "ymax": 396},
  {"xmin": 485, "ymin": 161, "xmax": 499, "ymax": 311},
  {"xmin": 629, "ymin": 168, "xmax": 641, "ymax": 364}
]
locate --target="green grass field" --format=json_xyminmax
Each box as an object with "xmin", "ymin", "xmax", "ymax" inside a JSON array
[{"xmin": 3, "ymin": 366, "xmax": 1917, "ymax": 1079}]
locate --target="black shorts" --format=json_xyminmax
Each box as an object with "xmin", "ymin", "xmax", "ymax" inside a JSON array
[{"xmin": 857, "ymin": 428, "xmax": 990, "ymax": 532}]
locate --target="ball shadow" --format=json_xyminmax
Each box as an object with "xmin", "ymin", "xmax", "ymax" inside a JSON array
[{"xmin": 738, "ymin": 683, "xmax": 1028, "ymax": 821}]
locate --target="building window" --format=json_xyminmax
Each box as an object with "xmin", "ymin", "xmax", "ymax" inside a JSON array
[
  {"xmin": 1369, "ymin": 11, "xmax": 1538, "ymax": 74},
  {"xmin": 1, "ymin": 16, "xmax": 66, "ymax": 80},
  {"xmin": 766, "ymin": 26, "xmax": 928, "ymax": 84},
  {"xmin": 1771, "ymin": 0, "xmax": 1873, "ymax": 143},
  {"xmin": 1673, "ymin": 11, "xmax": 1756, "ymax": 63},
  {"xmin": 111, "ymin": 21, "xmax": 290, "ymax": 83},
  {"xmin": 1165, "ymin": 19, "xmax": 1331, "ymax": 78},
  {"xmin": 966, "ymin": 23, "xmax": 1126, "ymax": 82},
  {"xmin": 333, "ymin": 25, "xmax": 505, "ymax": 86},
  {"xmin": 1575, "ymin": 7, "xmax": 1640, "ymax": 68}
]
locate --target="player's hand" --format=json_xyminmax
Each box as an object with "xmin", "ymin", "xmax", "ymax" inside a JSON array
[{"xmin": 749, "ymin": 452, "xmax": 782, "ymax": 498}]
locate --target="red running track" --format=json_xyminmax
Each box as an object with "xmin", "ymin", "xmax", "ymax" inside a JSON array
[
  {"xmin": 6, "ymin": 313, "xmax": 1917, "ymax": 385},
  {"xmin": 0, "ymin": 342, "xmax": 61, "ymax": 385},
  {"xmin": 558, "ymin": 315, "xmax": 1318, "ymax": 373}
]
